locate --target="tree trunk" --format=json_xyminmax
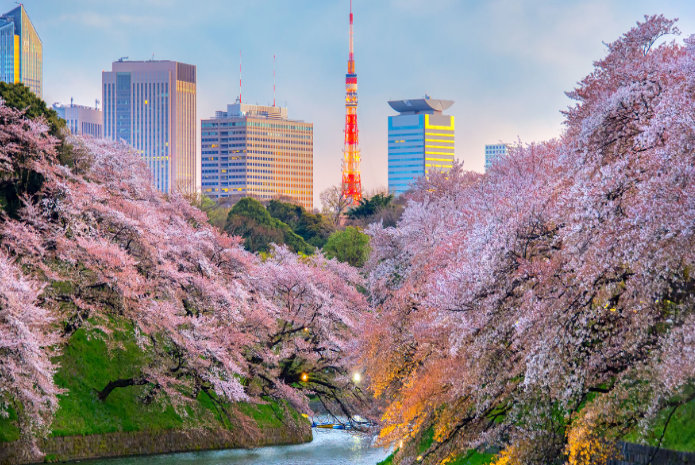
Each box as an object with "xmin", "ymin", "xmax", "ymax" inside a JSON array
[{"xmin": 97, "ymin": 377, "xmax": 148, "ymax": 401}]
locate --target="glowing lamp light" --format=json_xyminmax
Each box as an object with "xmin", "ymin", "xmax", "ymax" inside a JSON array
[
  {"xmin": 352, "ymin": 372, "xmax": 362, "ymax": 383},
  {"xmin": 300, "ymin": 372, "xmax": 309, "ymax": 382},
  {"xmin": 303, "ymin": 327, "xmax": 310, "ymax": 332}
]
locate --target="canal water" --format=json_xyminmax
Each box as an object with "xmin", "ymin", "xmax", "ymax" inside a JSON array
[{"xmin": 71, "ymin": 429, "xmax": 390, "ymax": 465}]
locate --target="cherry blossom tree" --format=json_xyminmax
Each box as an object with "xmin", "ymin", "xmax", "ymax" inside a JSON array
[
  {"xmin": 0, "ymin": 98, "xmax": 369, "ymax": 458},
  {"xmin": 0, "ymin": 251, "xmax": 62, "ymax": 458},
  {"xmin": 250, "ymin": 246, "xmax": 369, "ymax": 418},
  {"xmin": 360, "ymin": 15, "xmax": 695, "ymax": 465}
]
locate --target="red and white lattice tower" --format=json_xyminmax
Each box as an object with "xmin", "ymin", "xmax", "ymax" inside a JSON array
[{"xmin": 341, "ymin": 0, "xmax": 362, "ymax": 204}]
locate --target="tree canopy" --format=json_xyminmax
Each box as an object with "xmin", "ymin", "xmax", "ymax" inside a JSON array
[
  {"xmin": 0, "ymin": 106, "xmax": 367, "ymax": 457},
  {"xmin": 347, "ymin": 192, "xmax": 393, "ymax": 219},
  {"xmin": 224, "ymin": 197, "xmax": 315, "ymax": 255},
  {"xmin": 323, "ymin": 226, "xmax": 370, "ymax": 268},
  {"xmin": 0, "ymin": 82, "xmax": 65, "ymax": 137},
  {"xmin": 266, "ymin": 199, "xmax": 334, "ymax": 248},
  {"xmin": 359, "ymin": 15, "xmax": 695, "ymax": 465}
]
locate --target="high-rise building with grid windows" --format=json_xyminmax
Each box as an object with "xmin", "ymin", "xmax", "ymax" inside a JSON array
[
  {"xmin": 0, "ymin": 5, "xmax": 42, "ymax": 97},
  {"xmin": 485, "ymin": 143, "xmax": 509, "ymax": 171},
  {"xmin": 53, "ymin": 102, "xmax": 103, "ymax": 138},
  {"xmin": 102, "ymin": 60, "xmax": 198, "ymax": 195},
  {"xmin": 201, "ymin": 103, "xmax": 313, "ymax": 210},
  {"xmin": 387, "ymin": 97, "xmax": 455, "ymax": 196}
]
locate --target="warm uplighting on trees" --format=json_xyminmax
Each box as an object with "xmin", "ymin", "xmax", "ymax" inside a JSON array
[{"xmin": 359, "ymin": 15, "xmax": 695, "ymax": 465}]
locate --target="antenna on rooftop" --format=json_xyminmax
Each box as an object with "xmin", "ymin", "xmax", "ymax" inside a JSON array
[
  {"xmin": 273, "ymin": 54, "xmax": 276, "ymax": 107},
  {"xmin": 238, "ymin": 50, "xmax": 243, "ymax": 104},
  {"xmin": 117, "ymin": 56, "xmax": 128, "ymax": 62}
]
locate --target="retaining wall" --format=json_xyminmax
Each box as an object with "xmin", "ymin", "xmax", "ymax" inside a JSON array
[{"xmin": 0, "ymin": 421, "xmax": 312, "ymax": 465}]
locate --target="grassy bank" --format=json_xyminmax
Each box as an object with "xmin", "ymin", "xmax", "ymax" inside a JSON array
[
  {"xmin": 0, "ymin": 316, "xmax": 307, "ymax": 447},
  {"xmin": 624, "ymin": 396, "xmax": 695, "ymax": 452},
  {"xmin": 377, "ymin": 426, "xmax": 496, "ymax": 465}
]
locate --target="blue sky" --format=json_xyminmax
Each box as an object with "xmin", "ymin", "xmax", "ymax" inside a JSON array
[{"xmin": 13, "ymin": 0, "xmax": 695, "ymax": 206}]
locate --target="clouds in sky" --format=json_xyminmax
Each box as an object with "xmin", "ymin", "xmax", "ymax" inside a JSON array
[{"xmin": 16, "ymin": 0, "xmax": 695, "ymax": 206}]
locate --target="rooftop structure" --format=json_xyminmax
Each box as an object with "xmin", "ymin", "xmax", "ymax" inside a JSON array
[{"xmin": 387, "ymin": 98, "xmax": 454, "ymax": 115}]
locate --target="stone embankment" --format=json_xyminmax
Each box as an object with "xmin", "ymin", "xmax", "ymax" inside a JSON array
[{"xmin": 0, "ymin": 418, "xmax": 312, "ymax": 465}]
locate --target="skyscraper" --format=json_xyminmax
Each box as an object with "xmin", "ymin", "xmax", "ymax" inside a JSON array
[
  {"xmin": 102, "ymin": 60, "xmax": 198, "ymax": 195},
  {"xmin": 485, "ymin": 143, "xmax": 509, "ymax": 171},
  {"xmin": 53, "ymin": 101, "xmax": 103, "ymax": 138},
  {"xmin": 0, "ymin": 5, "xmax": 42, "ymax": 98},
  {"xmin": 201, "ymin": 103, "xmax": 313, "ymax": 210},
  {"xmin": 387, "ymin": 97, "xmax": 455, "ymax": 195}
]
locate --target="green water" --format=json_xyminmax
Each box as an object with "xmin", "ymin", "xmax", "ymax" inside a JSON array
[{"xmin": 70, "ymin": 429, "xmax": 390, "ymax": 465}]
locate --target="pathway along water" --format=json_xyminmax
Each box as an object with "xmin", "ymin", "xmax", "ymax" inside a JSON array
[{"xmin": 67, "ymin": 429, "xmax": 390, "ymax": 465}]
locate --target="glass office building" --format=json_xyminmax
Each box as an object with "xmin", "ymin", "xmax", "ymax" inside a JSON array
[
  {"xmin": 485, "ymin": 143, "xmax": 509, "ymax": 171},
  {"xmin": 102, "ymin": 60, "xmax": 198, "ymax": 195},
  {"xmin": 387, "ymin": 97, "xmax": 455, "ymax": 195},
  {"xmin": 53, "ymin": 102, "xmax": 103, "ymax": 138},
  {"xmin": 0, "ymin": 5, "xmax": 42, "ymax": 98},
  {"xmin": 201, "ymin": 103, "xmax": 314, "ymax": 210}
]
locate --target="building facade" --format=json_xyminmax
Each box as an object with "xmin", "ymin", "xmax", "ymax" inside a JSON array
[
  {"xmin": 387, "ymin": 97, "xmax": 455, "ymax": 195},
  {"xmin": 102, "ymin": 60, "xmax": 198, "ymax": 195},
  {"xmin": 485, "ymin": 143, "xmax": 509, "ymax": 171},
  {"xmin": 201, "ymin": 103, "xmax": 313, "ymax": 210},
  {"xmin": 53, "ymin": 102, "xmax": 103, "ymax": 138},
  {"xmin": 0, "ymin": 5, "xmax": 42, "ymax": 97}
]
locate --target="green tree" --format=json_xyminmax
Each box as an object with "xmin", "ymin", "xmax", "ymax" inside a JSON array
[
  {"xmin": 224, "ymin": 197, "xmax": 314, "ymax": 254},
  {"xmin": 188, "ymin": 194, "xmax": 231, "ymax": 230},
  {"xmin": 0, "ymin": 82, "xmax": 82, "ymax": 169},
  {"xmin": 0, "ymin": 82, "xmax": 65, "ymax": 137},
  {"xmin": 347, "ymin": 193, "xmax": 394, "ymax": 219},
  {"xmin": 266, "ymin": 199, "xmax": 334, "ymax": 248},
  {"xmin": 322, "ymin": 226, "xmax": 370, "ymax": 267},
  {"xmin": 0, "ymin": 83, "xmax": 77, "ymax": 217}
]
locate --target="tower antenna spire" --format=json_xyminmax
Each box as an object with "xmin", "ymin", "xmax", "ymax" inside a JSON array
[
  {"xmin": 239, "ymin": 50, "xmax": 242, "ymax": 104},
  {"xmin": 341, "ymin": 0, "xmax": 361, "ymax": 204},
  {"xmin": 348, "ymin": 0, "xmax": 354, "ymax": 69},
  {"xmin": 273, "ymin": 54, "xmax": 276, "ymax": 107}
]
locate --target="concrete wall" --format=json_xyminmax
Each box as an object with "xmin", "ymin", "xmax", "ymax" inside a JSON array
[{"xmin": 0, "ymin": 421, "xmax": 311, "ymax": 465}]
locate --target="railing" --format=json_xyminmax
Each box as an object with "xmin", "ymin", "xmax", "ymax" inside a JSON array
[{"xmin": 610, "ymin": 442, "xmax": 695, "ymax": 465}]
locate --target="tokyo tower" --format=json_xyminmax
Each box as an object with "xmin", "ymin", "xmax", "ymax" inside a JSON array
[{"xmin": 341, "ymin": 0, "xmax": 362, "ymax": 204}]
